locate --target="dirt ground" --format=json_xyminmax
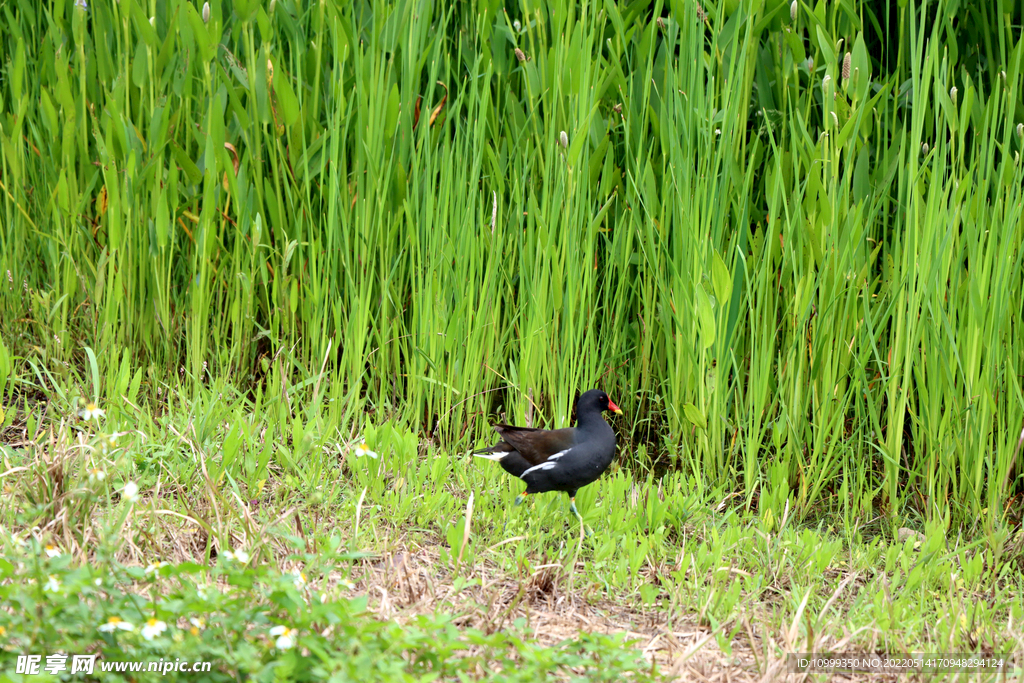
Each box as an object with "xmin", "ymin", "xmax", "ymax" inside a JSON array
[{"xmin": 340, "ymin": 542, "xmax": 932, "ymax": 683}]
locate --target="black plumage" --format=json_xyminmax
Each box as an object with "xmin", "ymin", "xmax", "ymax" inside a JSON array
[{"xmin": 474, "ymin": 389, "xmax": 622, "ymax": 525}]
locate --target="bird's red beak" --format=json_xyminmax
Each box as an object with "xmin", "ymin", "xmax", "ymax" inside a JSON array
[{"xmin": 607, "ymin": 399, "xmax": 623, "ymax": 415}]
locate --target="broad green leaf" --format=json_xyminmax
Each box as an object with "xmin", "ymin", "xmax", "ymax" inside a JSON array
[
  {"xmin": 683, "ymin": 403, "xmax": 707, "ymax": 431},
  {"xmin": 695, "ymin": 285, "xmax": 716, "ymax": 350},
  {"xmin": 272, "ymin": 63, "xmax": 300, "ymax": 127},
  {"xmin": 39, "ymin": 88, "xmax": 58, "ymax": 138},
  {"xmin": 815, "ymin": 26, "xmax": 836, "ymax": 71},
  {"xmin": 784, "ymin": 30, "xmax": 806, "ymax": 63},
  {"xmin": 850, "ymin": 34, "xmax": 870, "ymax": 101},
  {"xmin": 712, "ymin": 251, "xmax": 732, "ymax": 305},
  {"xmin": 184, "ymin": 2, "xmax": 216, "ymax": 62},
  {"xmin": 234, "ymin": 0, "xmax": 258, "ymax": 23},
  {"xmin": 171, "ymin": 142, "xmax": 202, "ymax": 186},
  {"xmin": 130, "ymin": 0, "xmax": 160, "ymax": 47}
]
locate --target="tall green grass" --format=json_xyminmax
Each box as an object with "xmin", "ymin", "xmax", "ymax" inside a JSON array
[{"xmin": 1, "ymin": 0, "xmax": 1023, "ymax": 530}]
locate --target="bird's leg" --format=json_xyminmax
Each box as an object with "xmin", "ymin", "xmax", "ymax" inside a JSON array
[
  {"xmin": 568, "ymin": 497, "xmax": 582, "ymax": 523},
  {"xmin": 569, "ymin": 497, "xmax": 593, "ymax": 537}
]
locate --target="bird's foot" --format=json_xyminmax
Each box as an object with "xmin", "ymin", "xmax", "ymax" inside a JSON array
[{"xmin": 514, "ymin": 492, "xmax": 529, "ymax": 507}]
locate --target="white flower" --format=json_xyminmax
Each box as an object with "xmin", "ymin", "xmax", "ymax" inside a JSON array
[
  {"xmin": 202, "ymin": 1, "xmax": 210, "ymax": 23},
  {"xmin": 291, "ymin": 570, "xmax": 306, "ymax": 588},
  {"xmin": 45, "ymin": 544, "xmax": 61, "ymax": 558},
  {"xmin": 88, "ymin": 468, "xmax": 106, "ymax": 482},
  {"xmin": 224, "ymin": 549, "xmax": 250, "ymax": 563},
  {"xmin": 189, "ymin": 617, "xmax": 206, "ymax": 634},
  {"xmin": 319, "ymin": 593, "xmax": 328, "ymax": 603},
  {"xmin": 122, "ymin": 482, "xmax": 140, "ymax": 503},
  {"xmin": 145, "ymin": 561, "xmax": 166, "ymax": 575},
  {"xmin": 99, "ymin": 616, "xmax": 134, "ymax": 632},
  {"xmin": 354, "ymin": 442, "xmax": 378, "ymax": 459},
  {"xmin": 94, "ymin": 578, "xmax": 103, "ymax": 586},
  {"xmin": 141, "ymin": 618, "xmax": 167, "ymax": 640},
  {"xmin": 79, "ymin": 403, "xmax": 105, "ymax": 421},
  {"xmin": 339, "ymin": 579, "xmax": 355, "ymax": 590},
  {"xmin": 559, "ymin": 130, "xmax": 569, "ymax": 149},
  {"xmin": 74, "ymin": 0, "xmax": 87, "ymax": 9},
  {"xmin": 513, "ymin": 19, "xmax": 521, "ymax": 32},
  {"xmin": 269, "ymin": 625, "xmax": 296, "ymax": 650},
  {"xmin": 44, "ymin": 575, "xmax": 61, "ymax": 592},
  {"xmin": 97, "ymin": 433, "xmax": 121, "ymax": 454}
]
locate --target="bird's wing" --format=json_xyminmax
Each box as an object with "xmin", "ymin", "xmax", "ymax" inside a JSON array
[{"xmin": 493, "ymin": 425, "xmax": 576, "ymax": 465}]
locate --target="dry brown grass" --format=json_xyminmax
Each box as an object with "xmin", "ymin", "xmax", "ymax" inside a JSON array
[{"xmin": 327, "ymin": 539, "xmax": 940, "ymax": 683}]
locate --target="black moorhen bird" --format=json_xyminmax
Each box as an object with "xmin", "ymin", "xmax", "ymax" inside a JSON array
[{"xmin": 473, "ymin": 389, "xmax": 622, "ymax": 526}]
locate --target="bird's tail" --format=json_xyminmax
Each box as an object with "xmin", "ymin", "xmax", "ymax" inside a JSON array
[{"xmin": 471, "ymin": 451, "xmax": 504, "ymax": 462}]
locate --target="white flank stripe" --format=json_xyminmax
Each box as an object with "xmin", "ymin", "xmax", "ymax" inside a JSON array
[
  {"xmin": 520, "ymin": 461, "xmax": 558, "ymax": 478},
  {"xmin": 548, "ymin": 449, "xmax": 571, "ymax": 460}
]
